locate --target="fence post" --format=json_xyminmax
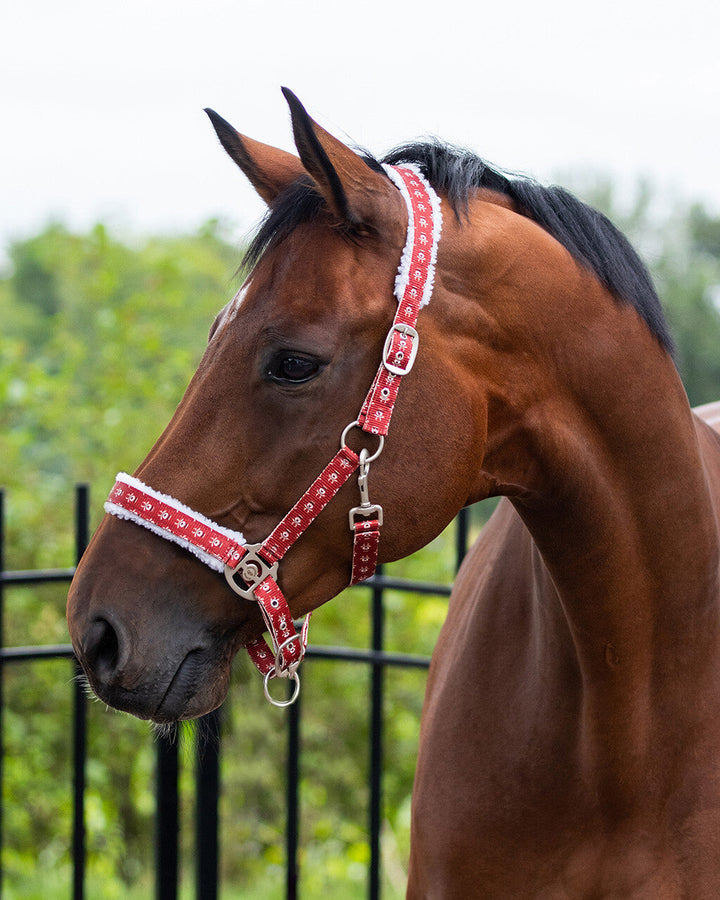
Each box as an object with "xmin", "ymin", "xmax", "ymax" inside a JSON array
[
  {"xmin": 369, "ymin": 565, "xmax": 385, "ymax": 900},
  {"xmin": 196, "ymin": 707, "xmax": 221, "ymax": 900},
  {"xmin": 73, "ymin": 485, "xmax": 90, "ymax": 900},
  {"xmin": 456, "ymin": 506, "xmax": 469, "ymax": 572},
  {"xmin": 286, "ymin": 682, "xmax": 301, "ymax": 900},
  {"xmin": 0, "ymin": 490, "xmax": 5, "ymax": 900},
  {"xmin": 156, "ymin": 734, "xmax": 179, "ymax": 900}
]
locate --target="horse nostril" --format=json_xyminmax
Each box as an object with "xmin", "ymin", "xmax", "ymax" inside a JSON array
[{"xmin": 84, "ymin": 617, "xmax": 121, "ymax": 681}]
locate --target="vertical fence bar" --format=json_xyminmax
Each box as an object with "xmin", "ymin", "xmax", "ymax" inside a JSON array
[
  {"xmin": 286, "ymin": 684, "xmax": 301, "ymax": 900},
  {"xmin": 156, "ymin": 734, "xmax": 180, "ymax": 900},
  {"xmin": 0, "ymin": 490, "xmax": 5, "ymax": 900},
  {"xmin": 455, "ymin": 506, "xmax": 469, "ymax": 572},
  {"xmin": 72, "ymin": 671, "xmax": 87, "ymax": 900},
  {"xmin": 73, "ymin": 485, "xmax": 90, "ymax": 900},
  {"xmin": 368, "ymin": 564, "xmax": 385, "ymax": 900},
  {"xmin": 196, "ymin": 708, "xmax": 221, "ymax": 900}
]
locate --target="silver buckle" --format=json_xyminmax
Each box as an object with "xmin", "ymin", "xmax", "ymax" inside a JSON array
[
  {"xmin": 349, "ymin": 504, "xmax": 384, "ymax": 529},
  {"xmin": 348, "ymin": 447, "xmax": 383, "ymax": 529},
  {"xmin": 224, "ymin": 543, "xmax": 279, "ymax": 601},
  {"xmin": 382, "ymin": 323, "xmax": 419, "ymax": 376}
]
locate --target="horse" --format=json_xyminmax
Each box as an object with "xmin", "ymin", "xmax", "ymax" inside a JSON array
[{"xmin": 67, "ymin": 88, "xmax": 720, "ymax": 896}]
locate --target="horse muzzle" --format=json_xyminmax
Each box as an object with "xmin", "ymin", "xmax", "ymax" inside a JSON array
[
  {"xmin": 74, "ymin": 612, "xmax": 227, "ymax": 722},
  {"xmin": 67, "ymin": 516, "xmax": 249, "ymax": 722}
]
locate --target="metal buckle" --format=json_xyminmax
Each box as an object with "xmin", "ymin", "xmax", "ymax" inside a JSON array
[
  {"xmin": 349, "ymin": 504, "xmax": 383, "ymax": 529},
  {"xmin": 348, "ymin": 447, "xmax": 383, "ymax": 529},
  {"xmin": 224, "ymin": 543, "xmax": 279, "ymax": 601},
  {"xmin": 382, "ymin": 323, "xmax": 419, "ymax": 376}
]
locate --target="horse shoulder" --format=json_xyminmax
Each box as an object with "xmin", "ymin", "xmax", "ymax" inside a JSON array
[{"xmin": 411, "ymin": 501, "xmax": 585, "ymax": 890}]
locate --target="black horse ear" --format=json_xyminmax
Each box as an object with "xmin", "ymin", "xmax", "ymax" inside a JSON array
[
  {"xmin": 281, "ymin": 87, "xmax": 399, "ymax": 228},
  {"xmin": 204, "ymin": 108, "xmax": 305, "ymax": 206}
]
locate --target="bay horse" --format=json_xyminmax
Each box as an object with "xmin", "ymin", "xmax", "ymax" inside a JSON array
[{"xmin": 67, "ymin": 89, "xmax": 720, "ymax": 896}]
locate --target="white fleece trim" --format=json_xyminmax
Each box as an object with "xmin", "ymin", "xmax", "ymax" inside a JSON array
[
  {"xmin": 104, "ymin": 472, "xmax": 247, "ymax": 573},
  {"xmin": 382, "ymin": 163, "xmax": 443, "ymax": 308}
]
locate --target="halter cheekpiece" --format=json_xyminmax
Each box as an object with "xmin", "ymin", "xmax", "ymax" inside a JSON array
[{"xmin": 105, "ymin": 165, "xmax": 443, "ymax": 707}]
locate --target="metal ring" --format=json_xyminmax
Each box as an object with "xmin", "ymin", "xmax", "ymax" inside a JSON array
[
  {"xmin": 263, "ymin": 668, "xmax": 301, "ymax": 707},
  {"xmin": 340, "ymin": 420, "xmax": 385, "ymax": 463},
  {"xmin": 274, "ymin": 633, "xmax": 302, "ymax": 675}
]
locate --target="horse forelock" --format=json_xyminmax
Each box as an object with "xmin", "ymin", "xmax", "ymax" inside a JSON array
[
  {"xmin": 241, "ymin": 139, "xmax": 673, "ymax": 354},
  {"xmin": 243, "ymin": 175, "xmax": 339, "ymax": 272}
]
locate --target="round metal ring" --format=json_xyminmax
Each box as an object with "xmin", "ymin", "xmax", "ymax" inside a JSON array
[
  {"xmin": 263, "ymin": 668, "xmax": 301, "ymax": 708},
  {"xmin": 340, "ymin": 419, "xmax": 385, "ymax": 463}
]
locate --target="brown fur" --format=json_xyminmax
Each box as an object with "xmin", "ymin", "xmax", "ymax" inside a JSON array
[{"xmin": 68, "ymin": 92, "xmax": 720, "ymax": 895}]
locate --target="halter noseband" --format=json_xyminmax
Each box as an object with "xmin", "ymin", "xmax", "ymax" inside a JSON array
[{"xmin": 104, "ymin": 165, "xmax": 442, "ymax": 707}]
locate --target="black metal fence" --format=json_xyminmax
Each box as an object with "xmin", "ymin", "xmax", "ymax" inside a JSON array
[{"xmin": 0, "ymin": 485, "xmax": 468, "ymax": 899}]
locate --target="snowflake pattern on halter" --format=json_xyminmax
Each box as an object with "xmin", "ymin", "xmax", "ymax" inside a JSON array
[
  {"xmin": 357, "ymin": 165, "xmax": 442, "ymax": 438},
  {"xmin": 105, "ymin": 474, "xmax": 247, "ymax": 573}
]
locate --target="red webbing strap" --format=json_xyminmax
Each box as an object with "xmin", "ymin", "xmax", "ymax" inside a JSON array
[
  {"xmin": 358, "ymin": 328, "xmax": 417, "ymax": 437},
  {"xmin": 350, "ymin": 518, "xmax": 381, "ymax": 585},
  {"xmin": 349, "ymin": 166, "xmax": 441, "ymax": 575},
  {"xmin": 106, "ymin": 475, "xmax": 304, "ymax": 681},
  {"xmin": 107, "ymin": 447, "xmax": 361, "ymax": 687},
  {"xmin": 240, "ymin": 445, "xmax": 360, "ymax": 677},
  {"xmin": 261, "ymin": 445, "xmax": 360, "ymax": 564},
  {"xmin": 358, "ymin": 165, "xmax": 438, "ymax": 437},
  {"xmin": 105, "ymin": 475, "xmax": 246, "ymax": 571},
  {"xmin": 245, "ymin": 575, "xmax": 311, "ymax": 675}
]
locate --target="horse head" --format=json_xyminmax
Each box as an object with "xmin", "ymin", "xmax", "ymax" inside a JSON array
[{"xmin": 67, "ymin": 90, "xmax": 484, "ymax": 722}]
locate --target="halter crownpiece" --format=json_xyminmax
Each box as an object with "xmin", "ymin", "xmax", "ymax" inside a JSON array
[{"xmin": 105, "ymin": 164, "xmax": 442, "ymax": 707}]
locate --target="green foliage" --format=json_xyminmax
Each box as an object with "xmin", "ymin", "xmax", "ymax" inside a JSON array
[{"xmin": 2, "ymin": 190, "xmax": 720, "ymax": 894}]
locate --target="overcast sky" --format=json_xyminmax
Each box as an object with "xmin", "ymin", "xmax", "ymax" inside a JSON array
[{"xmin": 2, "ymin": 0, "xmax": 719, "ymax": 259}]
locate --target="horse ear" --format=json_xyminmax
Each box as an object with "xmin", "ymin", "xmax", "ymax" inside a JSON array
[
  {"xmin": 281, "ymin": 87, "xmax": 396, "ymax": 228},
  {"xmin": 204, "ymin": 108, "xmax": 305, "ymax": 206}
]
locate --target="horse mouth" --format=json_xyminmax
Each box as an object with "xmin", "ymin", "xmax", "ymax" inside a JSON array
[{"xmin": 153, "ymin": 649, "xmax": 210, "ymax": 723}]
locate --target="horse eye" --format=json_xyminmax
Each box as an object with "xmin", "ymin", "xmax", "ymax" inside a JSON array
[{"xmin": 267, "ymin": 353, "xmax": 322, "ymax": 384}]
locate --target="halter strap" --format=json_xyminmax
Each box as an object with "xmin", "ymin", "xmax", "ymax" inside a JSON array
[
  {"xmin": 358, "ymin": 164, "xmax": 443, "ymax": 436},
  {"xmin": 104, "ymin": 164, "xmax": 442, "ymax": 706}
]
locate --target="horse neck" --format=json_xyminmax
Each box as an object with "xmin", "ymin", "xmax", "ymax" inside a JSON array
[
  {"xmin": 443, "ymin": 203, "xmax": 720, "ymax": 726},
  {"xmin": 510, "ymin": 349, "xmax": 720, "ymax": 790},
  {"xmin": 512, "ymin": 353, "xmax": 720, "ymax": 665}
]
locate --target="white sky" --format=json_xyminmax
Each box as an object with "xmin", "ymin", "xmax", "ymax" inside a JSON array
[{"xmin": 2, "ymin": 0, "xmax": 719, "ymax": 258}]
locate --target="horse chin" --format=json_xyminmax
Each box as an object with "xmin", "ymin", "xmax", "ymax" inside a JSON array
[
  {"xmin": 80, "ymin": 647, "xmax": 232, "ymax": 725},
  {"xmin": 150, "ymin": 649, "xmax": 231, "ymax": 724}
]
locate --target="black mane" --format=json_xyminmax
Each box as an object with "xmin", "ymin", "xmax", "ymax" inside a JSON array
[{"xmin": 244, "ymin": 140, "xmax": 673, "ymax": 353}]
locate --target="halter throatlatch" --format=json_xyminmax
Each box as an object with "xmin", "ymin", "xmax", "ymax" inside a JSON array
[{"xmin": 105, "ymin": 165, "xmax": 442, "ymax": 707}]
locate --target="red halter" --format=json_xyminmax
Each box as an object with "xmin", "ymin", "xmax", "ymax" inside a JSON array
[{"xmin": 104, "ymin": 164, "xmax": 442, "ymax": 706}]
